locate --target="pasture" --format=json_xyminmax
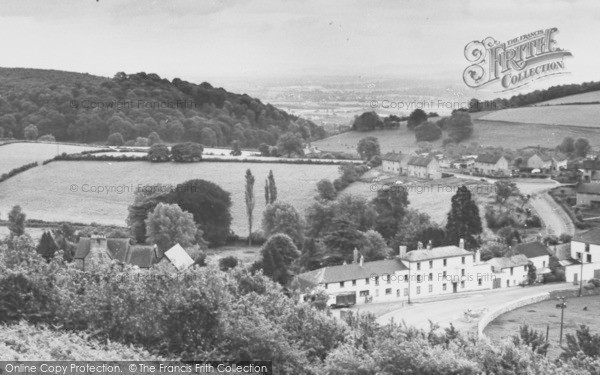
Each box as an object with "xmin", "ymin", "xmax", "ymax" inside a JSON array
[
  {"xmin": 0, "ymin": 142, "xmax": 96, "ymax": 175},
  {"xmin": 311, "ymin": 118, "xmax": 600, "ymax": 155},
  {"xmin": 535, "ymin": 91, "xmax": 600, "ymax": 106},
  {"xmin": 485, "ymin": 295, "xmax": 600, "ymax": 359},
  {"xmin": 0, "ymin": 161, "xmax": 339, "ymax": 236},
  {"xmin": 479, "ymin": 104, "xmax": 600, "ymax": 127}
]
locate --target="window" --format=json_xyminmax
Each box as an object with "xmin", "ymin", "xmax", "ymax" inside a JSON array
[
  {"xmin": 461, "ymin": 256, "xmax": 466, "ymax": 264},
  {"xmin": 587, "ymin": 254, "xmax": 592, "ymax": 263},
  {"xmin": 359, "ymin": 290, "xmax": 369, "ymax": 297},
  {"xmin": 404, "ymin": 275, "xmax": 408, "ymax": 282},
  {"xmin": 324, "ymin": 283, "xmax": 328, "ymax": 289},
  {"xmin": 443, "ymin": 283, "xmax": 447, "ymax": 291},
  {"xmin": 417, "ymin": 262, "xmax": 421, "ymax": 271},
  {"xmin": 443, "ymin": 259, "xmax": 447, "ymax": 267},
  {"xmin": 416, "ymin": 286, "xmax": 421, "ymax": 295},
  {"xmin": 510, "ymin": 267, "xmax": 514, "ymax": 276},
  {"xmin": 340, "ymin": 281, "xmax": 345, "ymax": 288},
  {"xmin": 585, "ymin": 243, "xmax": 590, "ymax": 252},
  {"xmin": 375, "ymin": 277, "xmax": 379, "ymax": 286},
  {"xmin": 352, "ymin": 280, "xmax": 357, "ymax": 286},
  {"xmin": 524, "ymin": 265, "xmax": 527, "ymax": 271},
  {"xmin": 429, "ymin": 260, "xmax": 433, "ymax": 269},
  {"xmin": 417, "ymin": 275, "xmax": 422, "ymax": 282},
  {"xmin": 442, "ymin": 271, "xmax": 447, "ymax": 279},
  {"xmin": 460, "ymin": 281, "xmax": 465, "ymax": 288},
  {"xmin": 461, "ymin": 269, "xmax": 465, "ymax": 276},
  {"xmin": 404, "ymin": 288, "xmax": 408, "ymax": 296},
  {"xmin": 365, "ymin": 278, "xmax": 370, "ymax": 285},
  {"xmin": 543, "ymin": 261, "xmax": 546, "ymax": 268},
  {"xmin": 387, "ymin": 276, "xmax": 391, "ymax": 284},
  {"xmin": 385, "ymin": 288, "xmax": 392, "ymax": 295},
  {"xmin": 478, "ymin": 278, "xmax": 482, "ymax": 286},
  {"xmin": 428, "ymin": 285, "xmax": 433, "ymax": 293},
  {"xmin": 428, "ymin": 273, "xmax": 433, "ymax": 281},
  {"xmin": 396, "ymin": 289, "xmax": 401, "ymax": 297}
]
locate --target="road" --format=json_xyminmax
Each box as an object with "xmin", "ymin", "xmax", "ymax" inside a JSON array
[{"xmin": 374, "ymin": 283, "xmax": 579, "ymax": 332}]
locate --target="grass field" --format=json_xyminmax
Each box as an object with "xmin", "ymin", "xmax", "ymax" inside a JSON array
[
  {"xmin": 484, "ymin": 295, "xmax": 600, "ymax": 359},
  {"xmin": 536, "ymin": 91, "xmax": 600, "ymax": 106},
  {"xmin": 0, "ymin": 142, "xmax": 96, "ymax": 175},
  {"xmin": 479, "ymin": 105, "xmax": 600, "ymax": 127},
  {"xmin": 311, "ymin": 117, "xmax": 600, "ymax": 155},
  {"xmin": 0, "ymin": 161, "xmax": 339, "ymax": 236}
]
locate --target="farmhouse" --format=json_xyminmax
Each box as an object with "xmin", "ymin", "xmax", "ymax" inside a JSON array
[
  {"xmin": 527, "ymin": 153, "xmax": 553, "ymax": 170},
  {"xmin": 487, "ymin": 254, "xmax": 530, "ymax": 288},
  {"xmin": 473, "ymin": 154, "xmax": 509, "ymax": 176},
  {"xmin": 576, "ymin": 183, "xmax": 600, "ymax": 207},
  {"xmin": 407, "ymin": 155, "xmax": 441, "ymax": 180},
  {"xmin": 298, "ymin": 239, "xmax": 493, "ymax": 306},
  {"xmin": 74, "ymin": 235, "xmax": 194, "ymax": 271},
  {"xmin": 563, "ymin": 228, "xmax": 600, "ymax": 283},
  {"xmin": 381, "ymin": 152, "xmax": 410, "ymax": 174},
  {"xmin": 579, "ymin": 158, "xmax": 600, "ymax": 183},
  {"xmin": 513, "ymin": 241, "xmax": 552, "ymax": 281}
]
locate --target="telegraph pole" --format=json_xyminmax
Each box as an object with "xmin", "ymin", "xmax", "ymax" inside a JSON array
[
  {"xmin": 579, "ymin": 256, "xmax": 584, "ymax": 297},
  {"xmin": 556, "ymin": 297, "xmax": 567, "ymax": 346}
]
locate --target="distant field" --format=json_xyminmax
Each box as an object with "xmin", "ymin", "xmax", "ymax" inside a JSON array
[
  {"xmin": 535, "ymin": 91, "xmax": 600, "ymax": 106},
  {"xmin": 0, "ymin": 161, "xmax": 339, "ymax": 236},
  {"xmin": 0, "ymin": 142, "xmax": 96, "ymax": 175},
  {"xmin": 312, "ymin": 118, "xmax": 600, "ymax": 154},
  {"xmin": 479, "ymin": 105, "xmax": 600, "ymax": 127}
]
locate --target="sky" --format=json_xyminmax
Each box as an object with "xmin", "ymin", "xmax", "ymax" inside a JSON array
[{"xmin": 0, "ymin": 0, "xmax": 598, "ymax": 93}]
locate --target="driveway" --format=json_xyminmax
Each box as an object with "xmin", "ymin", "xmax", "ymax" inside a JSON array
[
  {"xmin": 374, "ymin": 283, "xmax": 579, "ymax": 332},
  {"xmin": 529, "ymin": 192, "xmax": 575, "ymax": 236}
]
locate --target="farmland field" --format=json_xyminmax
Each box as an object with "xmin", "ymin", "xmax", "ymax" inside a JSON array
[
  {"xmin": 485, "ymin": 295, "xmax": 600, "ymax": 359},
  {"xmin": 479, "ymin": 105, "xmax": 600, "ymax": 127},
  {"xmin": 0, "ymin": 142, "xmax": 97, "ymax": 175},
  {"xmin": 0, "ymin": 161, "xmax": 339, "ymax": 236},
  {"xmin": 535, "ymin": 91, "xmax": 600, "ymax": 106},
  {"xmin": 311, "ymin": 118, "xmax": 600, "ymax": 155}
]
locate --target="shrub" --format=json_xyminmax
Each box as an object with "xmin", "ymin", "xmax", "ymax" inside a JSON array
[{"xmin": 219, "ymin": 256, "xmax": 238, "ymax": 271}]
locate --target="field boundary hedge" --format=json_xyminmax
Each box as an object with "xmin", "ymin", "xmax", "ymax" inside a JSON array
[{"xmin": 0, "ymin": 162, "xmax": 39, "ymax": 184}]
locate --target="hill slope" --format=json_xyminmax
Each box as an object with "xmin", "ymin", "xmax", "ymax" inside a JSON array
[{"xmin": 0, "ymin": 68, "xmax": 325, "ymax": 146}]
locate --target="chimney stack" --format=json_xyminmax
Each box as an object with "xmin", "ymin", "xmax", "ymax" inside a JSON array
[
  {"xmin": 359, "ymin": 255, "xmax": 364, "ymax": 267},
  {"xmin": 427, "ymin": 240, "xmax": 433, "ymax": 250},
  {"xmin": 475, "ymin": 249, "xmax": 481, "ymax": 263},
  {"xmin": 353, "ymin": 248, "xmax": 359, "ymax": 264},
  {"xmin": 399, "ymin": 245, "xmax": 407, "ymax": 258},
  {"xmin": 417, "ymin": 241, "xmax": 424, "ymax": 250},
  {"xmin": 459, "ymin": 238, "xmax": 465, "ymax": 249}
]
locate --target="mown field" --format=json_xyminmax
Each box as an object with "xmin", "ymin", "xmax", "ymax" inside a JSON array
[
  {"xmin": 535, "ymin": 91, "xmax": 600, "ymax": 106},
  {"xmin": 479, "ymin": 105, "xmax": 600, "ymax": 127},
  {"xmin": 0, "ymin": 142, "xmax": 96, "ymax": 175},
  {"xmin": 311, "ymin": 117, "xmax": 600, "ymax": 155},
  {"xmin": 0, "ymin": 161, "xmax": 339, "ymax": 236}
]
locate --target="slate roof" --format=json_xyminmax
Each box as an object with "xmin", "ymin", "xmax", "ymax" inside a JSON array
[
  {"xmin": 532, "ymin": 153, "xmax": 553, "ymax": 162},
  {"xmin": 297, "ymin": 258, "xmax": 408, "ymax": 285},
  {"xmin": 514, "ymin": 242, "xmax": 551, "ymax": 259},
  {"xmin": 577, "ymin": 183, "xmax": 600, "ymax": 195},
  {"xmin": 407, "ymin": 155, "xmax": 434, "ymax": 167},
  {"xmin": 476, "ymin": 154, "xmax": 503, "ymax": 164},
  {"xmin": 74, "ymin": 237, "xmax": 159, "ymax": 268},
  {"xmin": 402, "ymin": 245, "xmax": 472, "ymax": 262},
  {"xmin": 573, "ymin": 228, "xmax": 600, "ymax": 245},
  {"xmin": 381, "ymin": 152, "xmax": 408, "ymax": 162},
  {"xmin": 580, "ymin": 158, "xmax": 600, "ymax": 170},
  {"xmin": 488, "ymin": 254, "xmax": 530, "ymax": 271}
]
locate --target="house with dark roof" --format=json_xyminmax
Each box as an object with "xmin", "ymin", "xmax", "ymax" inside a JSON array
[
  {"xmin": 579, "ymin": 158, "xmax": 600, "ymax": 183},
  {"xmin": 576, "ymin": 183, "xmax": 600, "ymax": 207},
  {"xmin": 406, "ymin": 155, "xmax": 441, "ymax": 180},
  {"xmin": 487, "ymin": 254, "xmax": 530, "ymax": 288},
  {"xmin": 474, "ymin": 154, "xmax": 509, "ymax": 176},
  {"xmin": 297, "ymin": 239, "xmax": 492, "ymax": 306},
  {"xmin": 513, "ymin": 241, "xmax": 551, "ymax": 280},
  {"xmin": 74, "ymin": 235, "xmax": 193, "ymax": 271},
  {"xmin": 381, "ymin": 152, "xmax": 410, "ymax": 174},
  {"xmin": 563, "ymin": 228, "xmax": 600, "ymax": 283}
]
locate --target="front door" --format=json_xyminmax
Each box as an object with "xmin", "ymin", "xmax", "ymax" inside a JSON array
[
  {"xmin": 452, "ymin": 282, "xmax": 458, "ymax": 293},
  {"xmin": 574, "ymin": 273, "xmax": 579, "ymax": 284}
]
